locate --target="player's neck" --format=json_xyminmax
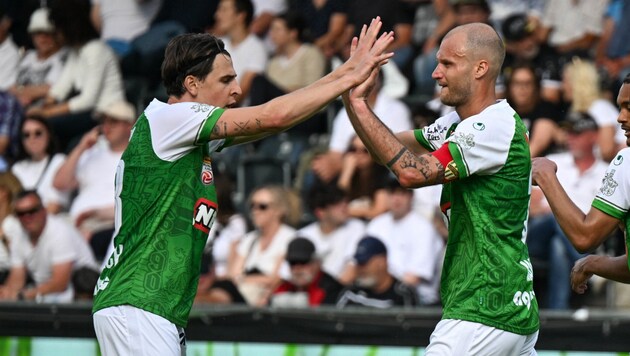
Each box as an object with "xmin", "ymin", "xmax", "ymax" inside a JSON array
[{"xmin": 456, "ymin": 86, "xmax": 497, "ymax": 120}]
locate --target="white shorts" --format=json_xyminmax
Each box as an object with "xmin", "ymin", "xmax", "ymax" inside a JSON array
[
  {"xmin": 425, "ymin": 319, "xmax": 538, "ymax": 356},
  {"xmin": 93, "ymin": 305, "xmax": 186, "ymax": 356}
]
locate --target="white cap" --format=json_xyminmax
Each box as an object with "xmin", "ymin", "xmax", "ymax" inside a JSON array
[
  {"xmin": 28, "ymin": 8, "xmax": 54, "ymax": 33},
  {"xmin": 96, "ymin": 101, "xmax": 137, "ymax": 123}
]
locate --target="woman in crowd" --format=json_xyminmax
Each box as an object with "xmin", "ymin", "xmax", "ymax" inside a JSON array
[
  {"xmin": 0, "ymin": 172, "xmax": 22, "ymax": 284},
  {"xmin": 228, "ymin": 185, "xmax": 300, "ymax": 306},
  {"xmin": 11, "ymin": 116, "xmax": 69, "ymax": 214}
]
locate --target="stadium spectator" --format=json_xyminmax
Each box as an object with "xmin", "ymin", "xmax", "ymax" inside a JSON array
[
  {"xmin": 531, "ymin": 74, "xmax": 630, "ymax": 314},
  {"xmin": 0, "ymin": 4, "xmax": 19, "ymax": 91},
  {"xmin": 214, "ymin": 0, "xmax": 268, "ymax": 104},
  {"xmin": 343, "ymin": 22, "xmax": 539, "ymax": 353},
  {"xmin": 0, "ymin": 190, "xmax": 97, "ymax": 303},
  {"xmin": 366, "ymin": 180, "xmax": 444, "ymax": 305},
  {"xmin": 595, "ymin": 0, "xmax": 630, "ymax": 91},
  {"xmin": 336, "ymin": 136, "xmax": 392, "ymax": 220},
  {"xmin": 0, "ymin": 172, "xmax": 22, "ymax": 284},
  {"xmin": 528, "ymin": 112, "xmax": 609, "ymax": 309},
  {"xmin": 27, "ymin": 0, "xmax": 125, "ymax": 153},
  {"xmin": 53, "ymin": 100, "xmax": 135, "ymax": 261},
  {"xmin": 505, "ymin": 63, "xmax": 562, "ymax": 157},
  {"xmin": 11, "ymin": 116, "xmax": 70, "ymax": 214},
  {"xmin": 501, "ymin": 13, "xmax": 564, "ymax": 104},
  {"xmin": 0, "ymin": 92, "xmax": 23, "ymax": 170},
  {"xmin": 90, "ymin": 0, "xmax": 162, "ymax": 58},
  {"xmin": 336, "ymin": 236, "xmax": 420, "ymax": 308},
  {"xmin": 228, "ymin": 185, "xmax": 299, "ymax": 306},
  {"xmin": 250, "ymin": 0, "xmax": 287, "ymax": 40},
  {"xmin": 288, "ymin": 0, "xmax": 348, "ymax": 59},
  {"xmin": 298, "ymin": 183, "xmax": 365, "ymax": 284},
  {"xmin": 562, "ymin": 58, "xmax": 623, "ymax": 162},
  {"xmin": 8, "ymin": 7, "xmax": 67, "ymax": 110},
  {"xmin": 271, "ymin": 237, "xmax": 344, "ymax": 307}
]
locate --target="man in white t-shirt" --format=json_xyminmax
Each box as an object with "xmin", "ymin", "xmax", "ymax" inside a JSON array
[
  {"xmin": 0, "ymin": 6, "xmax": 19, "ymax": 91},
  {"xmin": 528, "ymin": 112, "xmax": 609, "ymax": 309},
  {"xmin": 214, "ymin": 0, "xmax": 268, "ymax": 103},
  {"xmin": 0, "ymin": 191, "xmax": 97, "ymax": 303},
  {"xmin": 366, "ymin": 180, "xmax": 444, "ymax": 305},
  {"xmin": 53, "ymin": 101, "xmax": 135, "ymax": 257},
  {"xmin": 298, "ymin": 183, "xmax": 365, "ymax": 284}
]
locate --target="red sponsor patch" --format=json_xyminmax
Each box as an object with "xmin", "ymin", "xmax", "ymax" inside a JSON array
[{"xmin": 193, "ymin": 198, "xmax": 218, "ymax": 234}]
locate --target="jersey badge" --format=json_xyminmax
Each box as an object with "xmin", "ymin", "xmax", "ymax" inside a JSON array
[
  {"xmin": 191, "ymin": 103, "xmax": 211, "ymax": 113},
  {"xmin": 472, "ymin": 122, "xmax": 485, "ymax": 131},
  {"xmin": 613, "ymin": 155, "xmax": 623, "ymax": 166},
  {"xmin": 452, "ymin": 132, "xmax": 475, "ymax": 150},
  {"xmin": 600, "ymin": 170, "xmax": 619, "ymax": 197},
  {"xmin": 193, "ymin": 198, "xmax": 218, "ymax": 234},
  {"xmin": 201, "ymin": 158, "xmax": 214, "ymax": 185}
]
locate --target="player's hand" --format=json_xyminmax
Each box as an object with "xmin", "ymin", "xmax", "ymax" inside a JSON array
[
  {"xmin": 571, "ymin": 255, "xmax": 595, "ymax": 294},
  {"xmin": 345, "ymin": 17, "xmax": 394, "ymax": 86},
  {"xmin": 531, "ymin": 157, "xmax": 557, "ymax": 186}
]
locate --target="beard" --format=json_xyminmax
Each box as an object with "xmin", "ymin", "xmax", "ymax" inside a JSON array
[
  {"xmin": 439, "ymin": 78, "xmax": 472, "ymax": 107},
  {"xmin": 291, "ymin": 270, "xmax": 315, "ymax": 287}
]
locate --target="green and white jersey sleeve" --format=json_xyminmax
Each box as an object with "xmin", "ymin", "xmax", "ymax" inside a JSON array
[
  {"xmin": 445, "ymin": 100, "xmax": 516, "ymax": 178},
  {"xmin": 414, "ymin": 111, "xmax": 460, "ymax": 152},
  {"xmin": 592, "ymin": 148, "xmax": 630, "ymax": 220},
  {"xmin": 144, "ymin": 99, "xmax": 227, "ymax": 161}
]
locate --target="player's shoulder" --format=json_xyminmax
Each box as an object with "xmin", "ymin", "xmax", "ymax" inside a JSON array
[{"xmin": 610, "ymin": 148, "xmax": 630, "ymax": 166}]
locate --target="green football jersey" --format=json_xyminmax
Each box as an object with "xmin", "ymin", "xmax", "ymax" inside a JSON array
[
  {"xmin": 415, "ymin": 100, "xmax": 539, "ymax": 335},
  {"xmin": 592, "ymin": 149, "xmax": 630, "ymax": 270},
  {"xmin": 92, "ymin": 99, "xmax": 227, "ymax": 327}
]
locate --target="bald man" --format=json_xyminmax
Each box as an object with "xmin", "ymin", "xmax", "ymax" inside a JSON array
[{"xmin": 343, "ymin": 23, "xmax": 539, "ymax": 354}]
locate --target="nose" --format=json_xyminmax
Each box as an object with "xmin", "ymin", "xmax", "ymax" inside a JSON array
[
  {"xmin": 432, "ymin": 65, "xmax": 442, "ymax": 80},
  {"xmin": 232, "ymin": 82, "xmax": 242, "ymax": 98}
]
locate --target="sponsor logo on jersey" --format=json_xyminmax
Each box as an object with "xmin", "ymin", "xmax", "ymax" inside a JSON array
[
  {"xmin": 201, "ymin": 157, "xmax": 214, "ymax": 185},
  {"xmin": 519, "ymin": 259, "xmax": 534, "ymax": 281},
  {"xmin": 614, "ymin": 155, "xmax": 623, "ymax": 166},
  {"xmin": 600, "ymin": 170, "xmax": 619, "ymax": 196},
  {"xmin": 104, "ymin": 244, "xmax": 124, "ymax": 270},
  {"xmin": 513, "ymin": 290, "xmax": 536, "ymax": 310},
  {"xmin": 473, "ymin": 122, "xmax": 485, "ymax": 131},
  {"xmin": 452, "ymin": 132, "xmax": 475, "ymax": 150},
  {"xmin": 191, "ymin": 103, "xmax": 211, "ymax": 113},
  {"xmin": 94, "ymin": 276, "xmax": 110, "ymax": 295},
  {"xmin": 193, "ymin": 198, "xmax": 218, "ymax": 234}
]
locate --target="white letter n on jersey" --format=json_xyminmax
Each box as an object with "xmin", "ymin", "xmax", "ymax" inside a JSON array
[{"xmin": 193, "ymin": 198, "xmax": 217, "ymax": 234}]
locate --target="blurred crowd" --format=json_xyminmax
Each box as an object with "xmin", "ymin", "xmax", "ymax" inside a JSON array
[{"xmin": 0, "ymin": 0, "xmax": 628, "ymax": 310}]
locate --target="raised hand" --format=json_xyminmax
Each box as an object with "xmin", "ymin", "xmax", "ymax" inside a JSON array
[
  {"xmin": 531, "ymin": 157, "xmax": 557, "ymax": 186},
  {"xmin": 343, "ymin": 17, "xmax": 394, "ymax": 87}
]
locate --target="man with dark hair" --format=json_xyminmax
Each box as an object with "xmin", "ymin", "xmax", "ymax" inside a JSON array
[
  {"xmin": 298, "ymin": 183, "xmax": 365, "ymax": 284},
  {"xmin": 344, "ymin": 23, "xmax": 539, "ymax": 354},
  {"xmin": 271, "ymin": 237, "xmax": 343, "ymax": 307},
  {"xmin": 91, "ymin": 18, "xmax": 393, "ymax": 356},
  {"xmin": 336, "ymin": 236, "xmax": 419, "ymax": 308},
  {"xmin": 533, "ymin": 74, "xmax": 630, "ymax": 307}
]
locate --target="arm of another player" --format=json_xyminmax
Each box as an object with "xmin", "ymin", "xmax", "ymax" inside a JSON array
[
  {"xmin": 532, "ymin": 157, "xmax": 620, "ymax": 253},
  {"xmin": 571, "ymin": 254, "xmax": 630, "ymax": 294},
  {"xmin": 215, "ymin": 19, "xmax": 394, "ymax": 146}
]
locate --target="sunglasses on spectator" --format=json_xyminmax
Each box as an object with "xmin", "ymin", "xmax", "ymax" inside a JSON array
[
  {"xmin": 22, "ymin": 130, "xmax": 44, "ymax": 139},
  {"xmin": 250, "ymin": 202, "xmax": 271, "ymax": 211},
  {"xmin": 15, "ymin": 205, "xmax": 43, "ymax": 218},
  {"xmin": 348, "ymin": 146, "xmax": 369, "ymax": 154}
]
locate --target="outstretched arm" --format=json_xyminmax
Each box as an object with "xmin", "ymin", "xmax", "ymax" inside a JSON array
[
  {"xmin": 214, "ymin": 18, "xmax": 395, "ymax": 145},
  {"xmin": 342, "ymin": 67, "xmax": 444, "ymax": 188},
  {"xmin": 571, "ymin": 254, "xmax": 630, "ymax": 294},
  {"xmin": 532, "ymin": 157, "xmax": 620, "ymax": 253}
]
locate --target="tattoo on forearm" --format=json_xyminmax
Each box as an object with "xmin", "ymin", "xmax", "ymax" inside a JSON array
[
  {"xmin": 416, "ymin": 155, "xmax": 432, "ymax": 180},
  {"xmin": 429, "ymin": 154, "xmax": 445, "ymax": 183},
  {"xmin": 386, "ymin": 148, "xmax": 407, "ymax": 169},
  {"xmin": 255, "ymin": 118, "xmax": 262, "ymax": 129},
  {"xmin": 234, "ymin": 121, "xmax": 250, "ymax": 134}
]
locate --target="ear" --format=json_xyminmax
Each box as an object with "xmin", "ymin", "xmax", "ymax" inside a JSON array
[
  {"xmin": 183, "ymin": 75, "xmax": 198, "ymax": 96},
  {"xmin": 474, "ymin": 60, "xmax": 490, "ymax": 79}
]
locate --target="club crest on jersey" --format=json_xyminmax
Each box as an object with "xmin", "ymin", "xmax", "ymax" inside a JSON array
[
  {"xmin": 452, "ymin": 132, "xmax": 475, "ymax": 150},
  {"xmin": 201, "ymin": 158, "xmax": 214, "ymax": 185},
  {"xmin": 193, "ymin": 198, "xmax": 217, "ymax": 234},
  {"xmin": 600, "ymin": 170, "xmax": 618, "ymax": 196},
  {"xmin": 614, "ymin": 155, "xmax": 623, "ymax": 166},
  {"xmin": 191, "ymin": 103, "xmax": 211, "ymax": 113}
]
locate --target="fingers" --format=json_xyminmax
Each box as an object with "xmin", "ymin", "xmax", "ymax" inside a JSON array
[
  {"xmin": 350, "ymin": 37, "xmax": 358, "ymax": 58},
  {"xmin": 355, "ymin": 17, "xmax": 382, "ymax": 52}
]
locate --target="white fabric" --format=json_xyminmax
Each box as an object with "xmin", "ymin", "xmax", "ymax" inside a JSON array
[
  {"xmin": 0, "ymin": 216, "xmax": 20, "ymax": 271},
  {"xmin": 208, "ymin": 214, "xmax": 247, "ymax": 278},
  {"xmin": 49, "ymin": 39, "xmax": 124, "ymax": 113},
  {"xmin": 426, "ymin": 319, "xmax": 538, "ymax": 356},
  {"xmin": 252, "ymin": 0, "xmax": 286, "ymax": 16},
  {"xmin": 366, "ymin": 211, "xmax": 444, "ymax": 305},
  {"xmin": 542, "ymin": 152, "xmax": 609, "ymax": 213},
  {"xmin": 0, "ymin": 36, "xmax": 19, "ymax": 90},
  {"xmin": 588, "ymin": 99, "xmax": 625, "ymax": 145},
  {"xmin": 439, "ymin": 100, "xmax": 515, "ymax": 176},
  {"xmin": 222, "ymin": 34, "xmax": 268, "ymax": 82},
  {"xmin": 16, "ymin": 48, "xmax": 67, "ymax": 86},
  {"xmin": 238, "ymin": 224, "xmax": 295, "ymax": 276},
  {"xmin": 8, "ymin": 215, "xmax": 97, "ymax": 303},
  {"xmin": 69, "ymin": 137, "xmax": 122, "ymax": 221},
  {"xmin": 541, "ymin": 0, "xmax": 607, "ymax": 47},
  {"xmin": 594, "ymin": 148, "xmax": 630, "ymax": 216},
  {"xmin": 413, "ymin": 184, "xmax": 442, "ymax": 221},
  {"xmin": 145, "ymin": 99, "xmax": 227, "ymax": 162},
  {"xmin": 297, "ymin": 218, "xmax": 366, "ymax": 279},
  {"xmin": 11, "ymin": 154, "xmax": 71, "ymax": 209},
  {"xmin": 91, "ymin": 0, "xmax": 161, "ymax": 41},
  {"xmin": 94, "ymin": 305, "xmax": 185, "ymax": 356},
  {"xmin": 329, "ymin": 93, "xmax": 413, "ymax": 152}
]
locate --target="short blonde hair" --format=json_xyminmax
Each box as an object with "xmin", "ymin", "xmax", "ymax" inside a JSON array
[
  {"xmin": 565, "ymin": 58, "xmax": 601, "ymax": 113},
  {"xmin": 0, "ymin": 172, "xmax": 23, "ymax": 207},
  {"xmin": 249, "ymin": 185, "xmax": 303, "ymax": 227}
]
